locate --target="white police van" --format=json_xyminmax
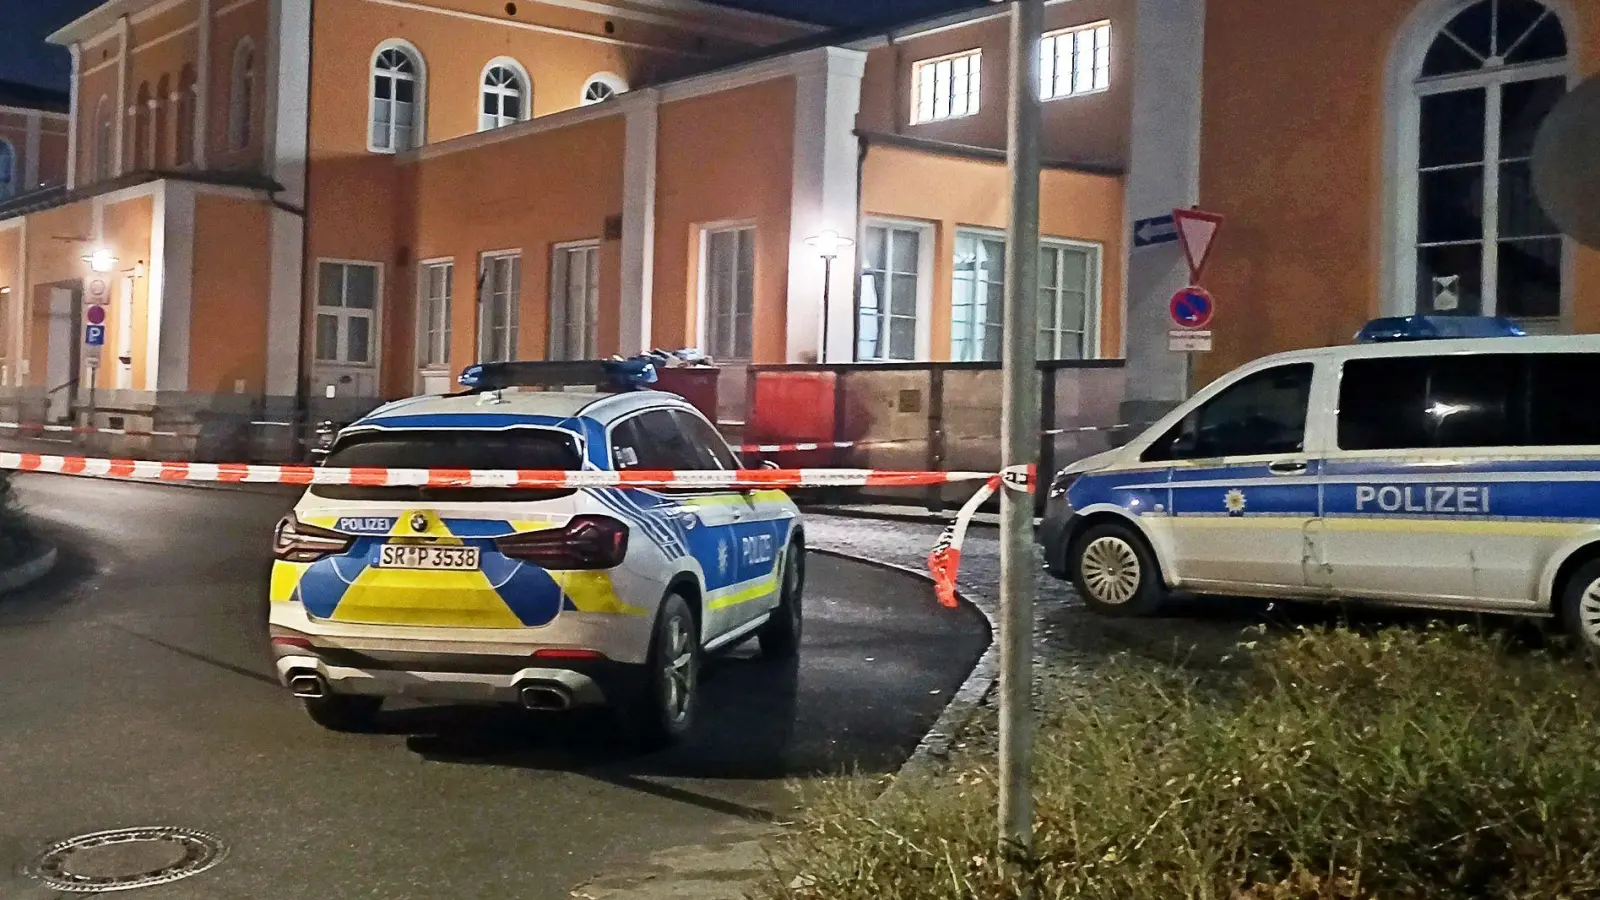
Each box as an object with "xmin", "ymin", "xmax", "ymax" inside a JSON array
[
  {"xmin": 268, "ymin": 360, "xmax": 804, "ymax": 744},
  {"xmin": 1040, "ymin": 317, "xmax": 1600, "ymax": 653}
]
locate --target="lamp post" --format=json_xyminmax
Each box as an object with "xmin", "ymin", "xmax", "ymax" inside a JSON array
[{"xmin": 805, "ymin": 230, "xmax": 853, "ymax": 363}]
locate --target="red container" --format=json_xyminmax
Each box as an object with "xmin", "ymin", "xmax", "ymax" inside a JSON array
[
  {"xmin": 653, "ymin": 367, "xmax": 720, "ymax": 422},
  {"xmin": 747, "ymin": 371, "xmax": 837, "ymax": 467}
]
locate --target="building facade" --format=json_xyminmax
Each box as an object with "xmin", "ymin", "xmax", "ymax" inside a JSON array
[{"xmin": 0, "ymin": 0, "xmax": 1591, "ymax": 456}]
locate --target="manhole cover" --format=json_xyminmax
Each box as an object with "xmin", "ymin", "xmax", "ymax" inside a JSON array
[{"xmin": 27, "ymin": 827, "xmax": 226, "ymax": 893}]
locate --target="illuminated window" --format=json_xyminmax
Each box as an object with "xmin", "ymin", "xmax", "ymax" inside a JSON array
[
  {"xmin": 1039, "ymin": 22, "xmax": 1110, "ymax": 101},
  {"xmin": 479, "ymin": 61, "xmax": 528, "ymax": 131},
  {"xmin": 370, "ymin": 42, "xmax": 424, "ymax": 152},
  {"xmin": 911, "ymin": 50, "xmax": 980, "ymax": 124}
]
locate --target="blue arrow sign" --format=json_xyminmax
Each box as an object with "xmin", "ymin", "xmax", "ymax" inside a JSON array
[
  {"xmin": 1133, "ymin": 214, "xmax": 1178, "ymax": 248},
  {"xmin": 84, "ymin": 324, "xmax": 106, "ymax": 346}
]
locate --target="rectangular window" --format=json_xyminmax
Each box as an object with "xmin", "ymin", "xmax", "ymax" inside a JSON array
[
  {"xmin": 1039, "ymin": 22, "xmax": 1111, "ymax": 101},
  {"xmin": 951, "ymin": 232, "xmax": 1005, "ymax": 362},
  {"xmin": 1338, "ymin": 355, "xmax": 1523, "ymax": 451},
  {"xmin": 314, "ymin": 261, "xmax": 379, "ymax": 365},
  {"xmin": 478, "ymin": 253, "xmax": 521, "ymax": 364},
  {"xmin": 416, "ymin": 261, "xmax": 452, "ymax": 369},
  {"xmin": 912, "ymin": 50, "xmax": 981, "ymax": 124},
  {"xmin": 703, "ymin": 226, "xmax": 755, "ymax": 361},
  {"xmin": 550, "ymin": 242, "xmax": 600, "ymax": 361},
  {"xmin": 1038, "ymin": 241, "xmax": 1100, "ymax": 360},
  {"xmin": 1144, "ymin": 363, "xmax": 1314, "ymax": 462},
  {"xmin": 858, "ymin": 223, "xmax": 923, "ymax": 361}
]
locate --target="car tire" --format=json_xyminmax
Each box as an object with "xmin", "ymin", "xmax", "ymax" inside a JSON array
[
  {"xmin": 624, "ymin": 592, "xmax": 701, "ymax": 749},
  {"xmin": 758, "ymin": 540, "xmax": 805, "ymax": 660},
  {"xmin": 1069, "ymin": 522, "xmax": 1165, "ymax": 617},
  {"xmin": 1557, "ymin": 558, "xmax": 1600, "ymax": 659},
  {"xmin": 303, "ymin": 693, "xmax": 382, "ymax": 732}
]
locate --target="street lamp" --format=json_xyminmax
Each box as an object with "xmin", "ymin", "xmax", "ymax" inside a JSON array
[
  {"xmin": 82, "ymin": 248, "xmax": 117, "ymax": 273},
  {"xmin": 805, "ymin": 230, "xmax": 853, "ymax": 363}
]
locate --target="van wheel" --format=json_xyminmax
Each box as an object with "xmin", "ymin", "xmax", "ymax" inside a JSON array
[
  {"xmin": 1070, "ymin": 523, "xmax": 1165, "ymax": 617},
  {"xmin": 1558, "ymin": 559, "xmax": 1600, "ymax": 659},
  {"xmin": 303, "ymin": 694, "xmax": 382, "ymax": 732},
  {"xmin": 758, "ymin": 541, "xmax": 804, "ymax": 659},
  {"xmin": 624, "ymin": 593, "xmax": 701, "ymax": 749}
]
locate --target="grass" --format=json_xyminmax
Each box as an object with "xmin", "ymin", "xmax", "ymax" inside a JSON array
[{"xmin": 759, "ymin": 626, "xmax": 1600, "ymax": 900}]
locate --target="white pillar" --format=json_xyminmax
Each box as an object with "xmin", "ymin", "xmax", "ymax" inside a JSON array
[
  {"xmin": 148, "ymin": 180, "xmax": 195, "ymax": 392},
  {"xmin": 65, "ymin": 44, "xmax": 80, "ymax": 190},
  {"xmin": 1120, "ymin": 0, "xmax": 1206, "ymax": 415},
  {"xmin": 785, "ymin": 46, "xmax": 866, "ymax": 363},
  {"xmin": 114, "ymin": 15, "xmax": 129, "ymax": 176},
  {"xmin": 265, "ymin": 0, "xmax": 310, "ymax": 399},
  {"xmin": 619, "ymin": 89, "xmax": 660, "ymax": 356},
  {"xmin": 195, "ymin": 0, "xmax": 213, "ymax": 169}
]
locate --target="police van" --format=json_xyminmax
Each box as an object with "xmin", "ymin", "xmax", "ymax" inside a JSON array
[
  {"xmin": 1039, "ymin": 317, "xmax": 1600, "ymax": 653},
  {"xmin": 268, "ymin": 360, "xmax": 804, "ymax": 744}
]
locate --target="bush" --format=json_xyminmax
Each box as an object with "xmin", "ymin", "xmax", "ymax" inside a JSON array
[
  {"xmin": 0, "ymin": 472, "xmax": 38, "ymax": 565},
  {"xmin": 761, "ymin": 627, "xmax": 1600, "ymax": 900}
]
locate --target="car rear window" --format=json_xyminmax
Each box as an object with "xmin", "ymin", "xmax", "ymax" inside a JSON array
[{"xmin": 310, "ymin": 429, "xmax": 584, "ymax": 502}]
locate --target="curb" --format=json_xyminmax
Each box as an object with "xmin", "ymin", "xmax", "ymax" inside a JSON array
[
  {"xmin": 807, "ymin": 547, "xmax": 999, "ymax": 786},
  {"xmin": 0, "ymin": 542, "xmax": 59, "ymax": 595}
]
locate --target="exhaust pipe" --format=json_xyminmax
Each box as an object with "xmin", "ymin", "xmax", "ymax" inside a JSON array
[
  {"xmin": 288, "ymin": 672, "xmax": 326, "ymax": 699},
  {"xmin": 519, "ymin": 685, "xmax": 571, "ymax": 711}
]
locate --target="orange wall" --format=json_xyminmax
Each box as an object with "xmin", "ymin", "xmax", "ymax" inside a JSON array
[
  {"xmin": 76, "ymin": 53, "xmax": 120, "ymax": 184},
  {"xmin": 393, "ymin": 114, "xmax": 626, "ymax": 394},
  {"xmin": 1198, "ymin": 0, "xmax": 1600, "ymax": 382},
  {"xmin": 98, "ymin": 194, "xmax": 156, "ymax": 391},
  {"xmin": 191, "ymin": 193, "xmax": 270, "ymax": 394},
  {"xmin": 653, "ymin": 77, "xmax": 796, "ymax": 360},
  {"xmin": 205, "ymin": 0, "xmax": 268, "ymax": 171},
  {"xmin": 857, "ymin": 0, "xmax": 1132, "ymax": 168},
  {"xmin": 861, "ymin": 143, "xmax": 1125, "ymax": 361}
]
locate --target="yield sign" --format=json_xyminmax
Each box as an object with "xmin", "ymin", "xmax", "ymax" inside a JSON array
[{"xmin": 1173, "ymin": 207, "xmax": 1224, "ymax": 284}]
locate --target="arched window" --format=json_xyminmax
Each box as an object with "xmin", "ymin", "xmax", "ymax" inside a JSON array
[
  {"xmin": 478, "ymin": 60, "xmax": 528, "ymax": 131},
  {"xmin": 1400, "ymin": 0, "xmax": 1570, "ymax": 320},
  {"xmin": 175, "ymin": 65, "xmax": 196, "ymax": 166},
  {"xmin": 229, "ymin": 39, "xmax": 255, "ymax": 151},
  {"xmin": 581, "ymin": 73, "xmax": 628, "ymax": 106},
  {"xmin": 0, "ymin": 140, "xmax": 15, "ymax": 199},
  {"xmin": 94, "ymin": 96, "xmax": 113, "ymax": 181},
  {"xmin": 132, "ymin": 82, "xmax": 151, "ymax": 170},
  {"xmin": 153, "ymin": 73, "xmax": 170, "ymax": 168},
  {"xmin": 370, "ymin": 42, "xmax": 424, "ymax": 152}
]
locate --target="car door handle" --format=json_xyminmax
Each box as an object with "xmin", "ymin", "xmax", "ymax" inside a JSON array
[{"xmin": 1268, "ymin": 460, "xmax": 1308, "ymax": 476}]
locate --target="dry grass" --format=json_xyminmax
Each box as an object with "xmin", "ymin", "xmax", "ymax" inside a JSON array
[{"xmin": 759, "ymin": 626, "xmax": 1600, "ymax": 900}]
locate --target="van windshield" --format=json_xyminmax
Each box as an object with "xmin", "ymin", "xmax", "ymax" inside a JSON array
[{"xmin": 310, "ymin": 428, "xmax": 584, "ymax": 502}]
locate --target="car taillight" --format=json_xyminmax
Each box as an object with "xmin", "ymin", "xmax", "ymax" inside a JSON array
[
  {"xmin": 273, "ymin": 514, "xmax": 353, "ymax": 562},
  {"xmin": 496, "ymin": 515, "xmax": 629, "ymax": 570}
]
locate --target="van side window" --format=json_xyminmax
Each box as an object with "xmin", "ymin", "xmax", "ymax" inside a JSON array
[
  {"xmin": 1528, "ymin": 354, "xmax": 1600, "ymax": 446},
  {"xmin": 1338, "ymin": 355, "xmax": 1522, "ymax": 451},
  {"xmin": 1142, "ymin": 363, "xmax": 1313, "ymax": 462}
]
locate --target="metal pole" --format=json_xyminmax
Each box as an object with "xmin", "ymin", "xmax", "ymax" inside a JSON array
[
  {"xmin": 1000, "ymin": 0, "xmax": 1042, "ymax": 869},
  {"xmin": 820, "ymin": 255, "xmax": 834, "ymax": 363}
]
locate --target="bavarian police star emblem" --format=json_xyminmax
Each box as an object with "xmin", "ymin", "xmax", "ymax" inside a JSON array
[
  {"xmin": 717, "ymin": 540, "xmax": 730, "ymax": 578},
  {"xmin": 1224, "ymin": 489, "xmax": 1247, "ymax": 517}
]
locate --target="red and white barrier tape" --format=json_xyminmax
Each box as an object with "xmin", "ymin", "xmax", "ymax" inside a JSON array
[{"xmin": 927, "ymin": 464, "xmax": 1034, "ymax": 608}]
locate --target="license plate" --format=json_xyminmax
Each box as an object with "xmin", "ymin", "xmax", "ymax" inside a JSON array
[{"xmin": 377, "ymin": 545, "xmax": 481, "ymax": 570}]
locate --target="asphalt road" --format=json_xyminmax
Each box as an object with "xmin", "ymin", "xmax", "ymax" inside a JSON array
[{"xmin": 0, "ymin": 475, "xmax": 989, "ymax": 900}]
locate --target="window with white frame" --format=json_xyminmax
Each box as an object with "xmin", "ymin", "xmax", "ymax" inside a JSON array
[
  {"xmin": 550, "ymin": 243, "xmax": 600, "ymax": 361},
  {"xmin": 912, "ymin": 50, "xmax": 981, "ymax": 124},
  {"xmin": 858, "ymin": 223, "xmax": 922, "ymax": 361},
  {"xmin": 0, "ymin": 140, "xmax": 13, "ymax": 199},
  {"xmin": 1408, "ymin": 0, "xmax": 1568, "ymax": 319},
  {"xmin": 315, "ymin": 262, "xmax": 380, "ymax": 366},
  {"xmin": 951, "ymin": 231, "xmax": 1005, "ymax": 362},
  {"xmin": 1040, "ymin": 21, "xmax": 1110, "ymax": 101},
  {"xmin": 1038, "ymin": 241, "xmax": 1100, "ymax": 360},
  {"xmin": 582, "ymin": 73, "xmax": 628, "ymax": 106},
  {"xmin": 703, "ymin": 226, "xmax": 755, "ymax": 361},
  {"xmin": 229, "ymin": 39, "xmax": 255, "ymax": 150},
  {"xmin": 478, "ymin": 253, "xmax": 521, "ymax": 363},
  {"xmin": 370, "ymin": 43, "xmax": 423, "ymax": 152},
  {"xmin": 417, "ymin": 261, "xmax": 452, "ymax": 370},
  {"xmin": 479, "ymin": 62, "xmax": 527, "ymax": 131}
]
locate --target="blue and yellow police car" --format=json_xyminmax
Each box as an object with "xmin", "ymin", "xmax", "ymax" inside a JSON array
[
  {"xmin": 269, "ymin": 360, "xmax": 804, "ymax": 743},
  {"xmin": 1041, "ymin": 317, "xmax": 1600, "ymax": 653}
]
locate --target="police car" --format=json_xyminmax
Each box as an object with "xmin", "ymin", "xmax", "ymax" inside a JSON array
[
  {"xmin": 268, "ymin": 360, "xmax": 804, "ymax": 744},
  {"xmin": 1040, "ymin": 316, "xmax": 1600, "ymax": 654}
]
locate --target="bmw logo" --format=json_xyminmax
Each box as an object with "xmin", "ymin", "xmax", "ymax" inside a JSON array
[{"xmin": 410, "ymin": 513, "xmax": 429, "ymax": 533}]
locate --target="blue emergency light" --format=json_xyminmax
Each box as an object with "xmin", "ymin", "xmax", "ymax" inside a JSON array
[
  {"xmin": 1354, "ymin": 315, "xmax": 1527, "ymax": 344},
  {"xmin": 457, "ymin": 357, "xmax": 660, "ymax": 393}
]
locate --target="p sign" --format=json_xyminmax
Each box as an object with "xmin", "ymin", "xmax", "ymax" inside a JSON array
[{"xmin": 1169, "ymin": 286, "xmax": 1215, "ymax": 330}]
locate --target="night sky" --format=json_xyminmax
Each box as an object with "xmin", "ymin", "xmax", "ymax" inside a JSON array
[{"xmin": 0, "ymin": 0, "xmax": 972, "ymax": 92}]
